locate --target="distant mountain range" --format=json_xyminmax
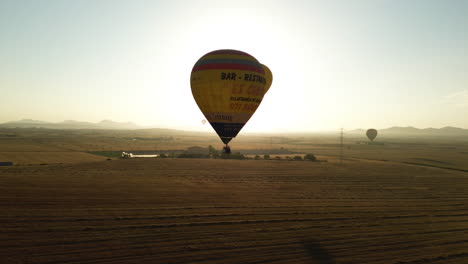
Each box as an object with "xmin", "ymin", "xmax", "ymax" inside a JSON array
[
  {"xmin": 1, "ymin": 120, "xmax": 467, "ymax": 137},
  {"xmin": 0, "ymin": 119, "xmax": 142, "ymax": 130},
  {"xmin": 349, "ymin": 126, "xmax": 468, "ymax": 137}
]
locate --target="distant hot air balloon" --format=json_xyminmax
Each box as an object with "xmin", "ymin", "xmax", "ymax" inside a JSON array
[
  {"xmin": 366, "ymin": 129, "xmax": 378, "ymax": 142},
  {"xmin": 191, "ymin": 49, "xmax": 272, "ymax": 153}
]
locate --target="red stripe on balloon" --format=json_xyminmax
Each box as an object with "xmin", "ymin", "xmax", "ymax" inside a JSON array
[
  {"xmin": 206, "ymin": 50, "xmax": 253, "ymax": 57},
  {"xmin": 192, "ymin": 64, "xmax": 265, "ymax": 74}
]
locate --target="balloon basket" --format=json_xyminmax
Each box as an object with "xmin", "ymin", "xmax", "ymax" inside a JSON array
[{"xmin": 223, "ymin": 144, "xmax": 231, "ymax": 154}]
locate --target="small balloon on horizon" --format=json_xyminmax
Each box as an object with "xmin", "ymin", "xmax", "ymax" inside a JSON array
[{"xmin": 366, "ymin": 128, "xmax": 378, "ymax": 141}]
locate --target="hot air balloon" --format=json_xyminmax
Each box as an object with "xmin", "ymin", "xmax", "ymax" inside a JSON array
[
  {"xmin": 191, "ymin": 49, "xmax": 272, "ymax": 153},
  {"xmin": 366, "ymin": 129, "xmax": 378, "ymax": 142}
]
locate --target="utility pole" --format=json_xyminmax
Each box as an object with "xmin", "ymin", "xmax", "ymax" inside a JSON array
[{"xmin": 340, "ymin": 128, "xmax": 344, "ymax": 165}]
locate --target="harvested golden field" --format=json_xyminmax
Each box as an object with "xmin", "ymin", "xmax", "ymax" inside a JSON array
[
  {"xmin": 0, "ymin": 137, "xmax": 108, "ymax": 165},
  {"xmin": 1, "ymin": 158, "xmax": 468, "ymax": 264},
  {"xmin": 305, "ymin": 141, "xmax": 468, "ymax": 172},
  {"xmin": 0, "ymin": 151, "xmax": 106, "ymax": 165},
  {"xmin": 0, "ymin": 138, "xmax": 66, "ymax": 152},
  {"xmin": 2, "ymin": 129, "xmax": 467, "ymax": 171}
]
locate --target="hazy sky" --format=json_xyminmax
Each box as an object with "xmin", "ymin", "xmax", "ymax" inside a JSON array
[{"xmin": 1, "ymin": 0, "xmax": 467, "ymax": 132}]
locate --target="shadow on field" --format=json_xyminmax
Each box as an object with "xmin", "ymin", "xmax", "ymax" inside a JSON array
[{"xmin": 303, "ymin": 240, "xmax": 335, "ymax": 264}]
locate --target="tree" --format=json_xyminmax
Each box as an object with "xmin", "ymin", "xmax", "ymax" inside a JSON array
[
  {"xmin": 304, "ymin": 153, "xmax": 317, "ymax": 161},
  {"xmin": 293, "ymin": 155, "xmax": 302, "ymax": 160},
  {"xmin": 208, "ymin": 145, "xmax": 219, "ymax": 158}
]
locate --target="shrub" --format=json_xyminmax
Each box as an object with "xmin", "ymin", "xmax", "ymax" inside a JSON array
[
  {"xmin": 304, "ymin": 153, "xmax": 317, "ymax": 161},
  {"xmin": 264, "ymin": 154, "xmax": 270, "ymax": 160},
  {"xmin": 254, "ymin": 155, "xmax": 261, "ymax": 160},
  {"xmin": 231, "ymin": 152, "xmax": 245, "ymax": 160},
  {"xmin": 221, "ymin": 152, "xmax": 245, "ymax": 160},
  {"xmin": 293, "ymin": 155, "xmax": 302, "ymax": 160},
  {"xmin": 178, "ymin": 153, "xmax": 209, "ymax": 158}
]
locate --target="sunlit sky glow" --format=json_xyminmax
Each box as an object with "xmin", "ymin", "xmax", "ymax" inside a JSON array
[{"xmin": 1, "ymin": 0, "xmax": 467, "ymax": 132}]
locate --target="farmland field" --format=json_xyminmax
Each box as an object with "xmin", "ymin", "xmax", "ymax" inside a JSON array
[
  {"xmin": 2, "ymin": 157, "xmax": 468, "ymax": 264},
  {"xmin": 2, "ymin": 128, "xmax": 468, "ymax": 171},
  {"xmin": 3, "ymin": 1, "xmax": 468, "ymax": 263}
]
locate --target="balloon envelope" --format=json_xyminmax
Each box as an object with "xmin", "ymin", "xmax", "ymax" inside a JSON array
[
  {"xmin": 262, "ymin": 64, "xmax": 273, "ymax": 94},
  {"xmin": 366, "ymin": 129, "xmax": 378, "ymax": 141},
  {"xmin": 191, "ymin": 49, "xmax": 272, "ymax": 144}
]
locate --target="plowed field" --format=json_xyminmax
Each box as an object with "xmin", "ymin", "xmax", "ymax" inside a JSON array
[{"xmin": 1, "ymin": 158, "xmax": 468, "ymax": 263}]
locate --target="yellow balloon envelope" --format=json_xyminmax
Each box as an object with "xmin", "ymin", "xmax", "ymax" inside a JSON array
[
  {"xmin": 191, "ymin": 49, "xmax": 272, "ymax": 144},
  {"xmin": 262, "ymin": 64, "xmax": 273, "ymax": 94}
]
